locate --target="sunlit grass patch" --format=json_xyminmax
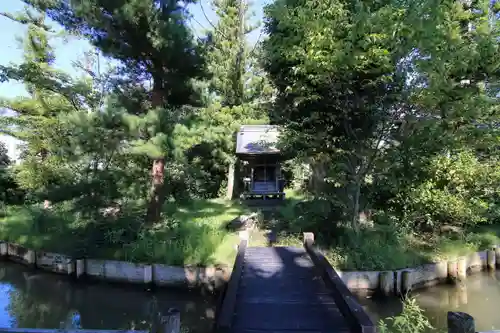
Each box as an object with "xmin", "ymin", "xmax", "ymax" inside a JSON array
[{"xmin": 0, "ymin": 198, "xmax": 249, "ymax": 267}]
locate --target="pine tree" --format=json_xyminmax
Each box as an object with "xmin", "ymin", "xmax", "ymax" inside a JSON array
[
  {"xmin": 0, "ymin": 9, "xmax": 89, "ymax": 207},
  {"xmin": 175, "ymin": 0, "xmax": 273, "ymax": 199},
  {"xmin": 207, "ymin": 0, "xmax": 272, "ymax": 108},
  {"xmin": 208, "ymin": 0, "xmax": 249, "ymax": 106},
  {"xmin": 24, "ymin": 0, "xmax": 207, "ymax": 222}
]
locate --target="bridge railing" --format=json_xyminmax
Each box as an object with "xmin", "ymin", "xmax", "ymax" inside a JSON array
[
  {"xmin": 213, "ymin": 233, "xmax": 248, "ymax": 333},
  {"xmin": 303, "ymin": 232, "xmax": 376, "ymax": 333}
]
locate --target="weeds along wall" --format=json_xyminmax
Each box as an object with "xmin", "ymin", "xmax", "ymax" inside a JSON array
[
  {"xmin": 2, "ymin": 238, "xmax": 500, "ymax": 296},
  {"xmin": 0, "ymin": 242, "xmax": 230, "ymax": 290}
]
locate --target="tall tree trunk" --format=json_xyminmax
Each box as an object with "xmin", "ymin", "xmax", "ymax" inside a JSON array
[
  {"xmin": 145, "ymin": 86, "xmax": 166, "ymax": 223},
  {"xmin": 146, "ymin": 157, "xmax": 166, "ymax": 223},
  {"xmin": 40, "ymin": 148, "xmax": 52, "ymax": 210},
  {"xmin": 351, "ymin": 177, "xmax": 361, "ymax": 233}
]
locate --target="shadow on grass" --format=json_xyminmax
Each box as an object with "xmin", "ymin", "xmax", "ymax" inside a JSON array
[{"xmin": 0, "ymin": 198, "xmax": 248, "ymax": 266}]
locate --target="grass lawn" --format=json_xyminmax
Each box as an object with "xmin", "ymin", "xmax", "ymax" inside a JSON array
[
  {"xmin": 4, "ymin": 191, "xmax": 498, "ymax": 271},
  {"xmin": 0, "ymin": 198, "xmax": 250, "ymax": 267}
]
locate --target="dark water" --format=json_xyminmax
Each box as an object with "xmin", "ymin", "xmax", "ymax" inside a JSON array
[
  {"xmin": 2, "ymin": 260, "xmax": 500, "ymax": 333},
  {"xmin": 360, "ymin": 271, "xmax": 500, "ymax": 332},
  {"xmin": 0, "ymin": 261, "xmax": 216, "ymax": 332}
]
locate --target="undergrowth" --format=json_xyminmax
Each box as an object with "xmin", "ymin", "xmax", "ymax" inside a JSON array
[
  {"xmin": 269, "ymin": 196, "xmax": 500, "ymax": 271},
  {"xmin": 0, "ymin": 198, "xmax": 248, "ymax": 266}
]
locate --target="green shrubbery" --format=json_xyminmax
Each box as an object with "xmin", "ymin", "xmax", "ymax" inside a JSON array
[
  {"xmin": 274, "ymin": 163, "xmax": 500, "ymax": 270},
  {"xmin": 0, "ymin": 0, "xmax": 498, "ymax": 276},
  {"xmin": 391, "ymin": 151, "xmax": 500, "ymax": 230},
  {"xmin": 379, "ymin": 297, "xmax": 434, "ymax": 333},
  {"xmin": 0, "ymin": 199, "xmax": 245, "ymax": 266}
]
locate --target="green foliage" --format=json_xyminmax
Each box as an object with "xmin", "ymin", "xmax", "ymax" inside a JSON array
[
  {"xmin": 0, "ymin": 198, "xmax": 246, "ymax": 265},
  {"xmin": 173, "ymin": 101, "xmax": 268, "ymax": 199},
  {"xmin": 22, "ymin": 0, "xmax": 209, "ymax": 222},
  {"xmin": 27, "ymin": 0, "xmax": 206, "ymax": 106},
  {"xmin": 207, "ymin": 0, "xmax": 273, "ymax": 107},
  {"xmin": 0, "ymin": 142, "xmax": 25, "ymax": 206},
  {"xmin": 0, "ymin": 10, "xmax": 93, "ymax": 201},
  {"xmin": 0, "ymin": 0, "xmax": 498, "ymax": 283},
  {"xmin": 272, "ymin": 191, "xmax": 500, "ymax": 270},
  {"xmin": 377, "ymin": 151, "xmax": 500, "ymax": 231},
  {"xmin": 0, "ymin": 141, "xmax": 10, "ymax": 167},
  {"xmin": 262, "ymin": 0, "xmax": 414, "ymax": 229},
  {"xmin": 262, "ymin": 0, "xmax": 500, "ymax": 236},
  {"xmin": 379, "ymin": 297, "xmax": 434, "ymax": 333}
]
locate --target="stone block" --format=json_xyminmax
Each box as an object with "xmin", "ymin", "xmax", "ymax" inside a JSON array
[
  {"xmin": 153, "ymin": 264, "xmax": 192, "ymax": 287},
  {"xmin": 339, "ymin": 271, "xmax": 379, "ymax": 290},
  {"xmin": 36, "ymin": 251, "xmax": 73, "ymax": 274},
  {"xmin": 466, "ymin": 251, "xmax": 486, "ymax": 272},
  {"xmin": 85, "ymin": 259, "xmax": 147, "ymax": 283},
  {"xmin": 7, "ymin": 243, "xmax": 35, "ymax": 266},
  {"xmin": 411, "ymin": 262, "xmax": 448, "ymax": 289}
]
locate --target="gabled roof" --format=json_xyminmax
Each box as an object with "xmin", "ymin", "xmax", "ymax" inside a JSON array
[{"xmin": 236, "ymin": 125, "xmax": 280, "ymax": 155}]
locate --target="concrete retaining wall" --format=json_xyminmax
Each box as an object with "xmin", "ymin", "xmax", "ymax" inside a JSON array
[
  {"xmin": 0, "ymin": 241, "xmax": 229, "ymax": 290},
  {"xmin": 335, "ymin": 247, "xmax": 500, "ymax": 296},
  {"xmin": 85, "ymin": 259, "xmax": 150, "ymax": 284},
  {"xmin": 7, "ymin": 243, "xmax": 36, "ymax": 266},
  {"xmin": 466, "ymin": 251, "xmax": 487, "ymax": 272},
  {"xmin": 339, "ymin": 271, "xmax": 380, "ymax": 290},
  {"xmin": 2, "ymin": 240, "xmax": 498, "ymax": 295},
  {"xmin": 36, "ymin": 251, "xmax": 74, "ymax": 274}
]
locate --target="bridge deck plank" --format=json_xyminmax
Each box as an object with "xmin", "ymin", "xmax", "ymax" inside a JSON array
[{"xmin": 231, "ymin": 246, "xmax": 351, "ymax": 333}]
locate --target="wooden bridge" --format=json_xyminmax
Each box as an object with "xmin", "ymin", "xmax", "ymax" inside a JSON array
[{"xmin": 214, "ymin": 233, "xmax": 376, "ymax": 333}]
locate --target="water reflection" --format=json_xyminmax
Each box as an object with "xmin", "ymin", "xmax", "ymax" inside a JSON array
[
  {"xmin": 360, "ymin": 271, "xmax": 500, "ymax": 332},
  {"xmin": 0, "ymin": 262, "xmax": 215, "ymax": 332}
]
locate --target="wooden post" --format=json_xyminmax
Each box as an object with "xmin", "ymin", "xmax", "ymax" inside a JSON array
[
  {"xmin": 401, "ymin": 271, "xmax": 412, "ymax": 294},
  {"xmin": 303, "ymin": 232, "xmax": 315, "ymax": 246},
  {"xmin": 144, "ymin": 264, "xmax": 153, "ymax": 288},
  {"xmin": 239, "ymin": 230, "xmax": 249, "ymax": 242},
  {"xmin": 76, "ymin": 259, "xmax": 85, "ymax": 279},
  {"xmin": 250, "ymin": 165, "xmax": 254, "ymax": 192},
  {"xmin": 275, "ymin": 162, "xmax": 280, "ymax": 194},
  {"xmin": 67, "ymin": 261, "xmax": 75, "ymax": 276},
  {"xmin": 447, "ymin": 311, "xmax": 475, "ymax": 333},
  {"xmin": 159, "ymin": 308, "xmax": 181, "ymax": 333},
  {"xmin": 457, "ymin": 257, "xmax": 466, "ymax": 282},
  {"xmin": 27, "ymin": 249, "xmax": 36, "ymax": 268},
  {"xmin": 487, "ymin": 249, "xmax": 496, "ymax": 270},
  {"xmin": 448, "ymin": 260, "xmax": 458, "ymax": 283},
  {"xmin": 226, "ymin": 161, "xmax": 235, "ymax": 200},
  {"xmin": 379, "ymin": 271, "xmax": 394, "ymax": 296},
  {"xmin": 0, "ymin": 242, "xmax": 7, "ymax": 257},
  {"xmin": 495, "ymin": 246, "xmax": 500, "ymax": 269}
]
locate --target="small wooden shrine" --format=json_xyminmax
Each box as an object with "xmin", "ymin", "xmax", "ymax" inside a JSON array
[{"xmin": 228, "ymin": 125, "xmax": 286, "ymax": 200}]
